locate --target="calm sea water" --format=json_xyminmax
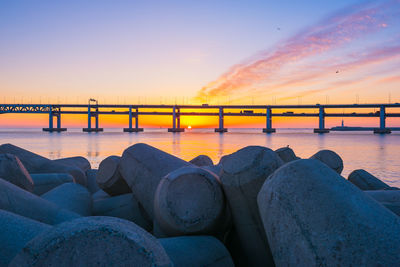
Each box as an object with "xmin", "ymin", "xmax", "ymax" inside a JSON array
[{"xmin": 1, "ymin": 128, "xmax": 399, "ymax": 187}]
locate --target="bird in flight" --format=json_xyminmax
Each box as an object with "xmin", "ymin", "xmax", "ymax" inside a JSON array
[{"xmin": 336, "ymin": 70, "xmax": 339, "ymax": 73}]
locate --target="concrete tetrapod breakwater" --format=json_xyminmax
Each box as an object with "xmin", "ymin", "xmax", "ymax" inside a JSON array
[
  {"xmin": 53, "ymin": 156, "xmax": 91, "ymax": 173},
  {"xmin": 85, "ymin": 169, "xmax": 101, "ymax": 194},
  {"xmin": 274, "ymin": 146, "xmax": 299, "ymax": 163},
  {"xmin": 0, "ymin": 210, "xmax": 51, "ymax": 267},
  {"xmin": 365, "ymin": 190, "xmax": 400, "ymax": 203},
  {"xmin": 159, "ymin": 236, "xmax": 234, "ymax": 267},
  {"xmin": 0, "ymin": 153, "xmax": 34, "ymax": 192},
  {"xmin": 154, "ymin": 166, "xmax": 225, "ymax": 236},
  {"xmin": 0, "ymin": 178, "xmax": 80, "ymax": 225},
  {"xmin": 189, "ymin": 155, "xmax": 214, "ymax": 167},
  {"xmin": 257, "ymin": 159, "xmax": 400, "ymax": 266},
  {"xmin": 119, "ymin": 143, "xmax": 192, "ymax": 220},
  {"xmin": 41, "ymin": 182, "xmax": 92, "ymax": 216},
  {"xmin": 309, "ymin": 149, "xmax": 343, "ymax": 174},
  {"xmin": 91, "ymin": 188, "xmax": 111, "ymax": 201},
  {"xmin": 365, "ymin": 190, "xmax": 400, "ymax": 216},
  {"xmin": 9, "ymin": 216, "xmax": 173, "ymax": 267},
  {"xmin": 218, "ymin": 146, "xmax": 283, "ymax": 267},
  {"xmin": 97, "ymin": 155, "xmax": 131, "ymax": 196},
  {"xmin": 93, "ymin": 193, "xmax": 152, "ymax": 231},
  {"xmin": 0, "ymin": 144, "xmax": 87, "ymax": 186},
  {"xmin": 348, "ymin": 169, "xmax": 391, "ymax": 190},
  {"xmin": 30, "ymin": 173, "xmax": 75, "ymax": 195},
  {"xmin": 1, "ymin": 141, "xmax": 399, "ymax": 266}
]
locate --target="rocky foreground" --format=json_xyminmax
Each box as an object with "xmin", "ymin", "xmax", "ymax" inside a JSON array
[{"xmin": 0, "ymin": 143, "xmax": 399, "ymax": 266}]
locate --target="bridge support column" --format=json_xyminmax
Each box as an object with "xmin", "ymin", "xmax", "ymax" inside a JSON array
[
  {"xmin": 374, "ymin": 105, "xmax": 391, "ymax": 134},
  {"xmin": 83, "ymin": 104, "xmax": 103, "ymax": 132},
  {"xmin": 88, "ymin": 105, "xmax": 91, "ymax": 129},
  {"xmin": 314, "ymin": 106, "xmax": 330, "ymax": 133},
  {"xmin": 95, "ymin": 112, "xmax": 99, "ymax": 129},
  {"xmin": 49, "ymin": 109, "xmax": 53, "ymax": 129},
  {"xmin": 56, "ymin": 113, "xmax": 61, "ymax": 129},
  {"xmin": 124, "ymin": 106, "xmax": 143, "ymax": 132},
  {"xmin": 215, "ymin": 107, "xmax": 228, "ymax": 132},
  {"xmin": 135, "ymin": 108, "xmax": 139, "ymax": 129},
  {"xmin": 177, "ymin": 113, "xmax": 181, "ymax": 128},
  {"xmin": 263, "ymin": 107, "xmax": 276, "ymax": 133},
  {"xmin": 168, "ymin": 106, "xmax": 184, "ymax": 132},
  {"xmin": 43, "ymin": 107, "xmax": 67, "ymax": 132}
]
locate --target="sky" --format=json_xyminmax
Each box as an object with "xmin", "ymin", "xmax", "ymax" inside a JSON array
[{"xmin": 1, "ymin": 0, "xmax": 400, "ymax": 128}]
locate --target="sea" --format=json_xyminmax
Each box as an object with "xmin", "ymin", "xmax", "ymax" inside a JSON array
[{"xmin": 1, "ymin": 128, "xmax": 399, "ymax": 187}]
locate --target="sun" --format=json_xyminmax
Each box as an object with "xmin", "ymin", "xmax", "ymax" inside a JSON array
[{"xmin": 188, "ymin": 125, "xmax": 192, "ymax": 129}]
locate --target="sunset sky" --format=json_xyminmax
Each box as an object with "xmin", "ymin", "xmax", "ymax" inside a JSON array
[{"xmin": 1, "ymin": 0, "xmax": 400, "ymax": 128}]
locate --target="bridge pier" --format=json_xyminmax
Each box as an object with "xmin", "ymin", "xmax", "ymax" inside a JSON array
[
  {"xmin": 168, "ymin": 106, "xmax": 184, "ymax": 132},
  {"xmin": 43, "ymin": 107, "xmax": 67, "ymax": 132},
  {"xmin": 83, "ymin": 104, "xmax": 103, "ymax": 132},
  {"xmin": 263, "ymin": 107, "xmax": 276, "ymax": 133},
  {"xmin": 374, "ymin": 105, "xmax": 391, "ymax": 134},
  {"xmin": 215, "ymin": 107, "xmax": 228, "ymax": 132},
  {"xmin": 124, "ymin": 106, "xmax": 143, "ymax": 132},
  {"xmin": 314, "ymin": 106, "xmax": 330, "ymax": 133}
]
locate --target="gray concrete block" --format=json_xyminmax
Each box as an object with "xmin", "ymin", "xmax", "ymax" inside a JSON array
[
  {"xmin": 41, "ymin": 183, "xmax": 92, "ymax": 216},
  {"xmin": 37, "ymin": 160, "xmax": 87, "ymax": 186},
  {"xmin": 257, "ymin": 159, "xmax": 400, "ymax": 266},
  {"xmin": 221, "ymin": 225, "xmax": 247, "ymax": 267},
  {"xmin": 365, "ymin": 190, "xmax": 400, "ymax": 203},
  {"xmin": 153, "ymin": 220, "xmax": 168, "ymax": 238},
  {"xmin": 0, "ymin": 143, "xmax": 50, "ymax": 171},
  {"xmin": 154, "ymin": 166, "xmax": 225, "ymax": 236},
  {"xmin": 275, "ymin": 146, "xmax": 299, "ymax": 163},
  {"xmin": 0, "ymin": 178, "xmax": 80, "ymax": 225},
  {"xmin": 30, "ymin": 173, "xmax": 74, "ymax": 195},
  {"xmin": 92, "ymin": 189, "xmax": 111, "ymax": 201},
  {"xmin": 119, "ymin": 143, "xmax": 191, "ymax": 219},
  {"xmin": 53, "ymin": 156, "xmax": 91, "ymax": 172},
  {"xmin": 85, "ymin": 169, "xmax": 100, "ymax": 194},
  {"xmin": 93, "ymin": 193, "xmax": 152, "ymax": 231},
  {"xmin": 0, "ymin": 144, "xmax": 87, "ymax": 186},
  {"xmin": 381, "ymin": 202, "xmax": 400, "ymax": 216},
  {"xmin": 9, "ymin": 216, "xmax": 173, "ymax": 267},
  {"xmin": 365, "ymin": 190, "xmax": 400, "ymax": 216},
  {"xmin": 310, "ymin": 149, "xmax": 343, "ymax": 174},
  {"xmin": 0, "ymin": 153, "xmax": 34, "ymax": 192},
  {"xmin": 0, "ymin": 210, "xmax": 51, "ymax": 267},
  {"xmin": 219, "ymin": 146, "xmax": 283, "ymax": 267},
  {"xmin": 97, "ymin": 156, "xmax": 131, "ymax": 196},
  {"xmin": 203, "ymin": 164, "xmax": 223, "ymax": 177},
  {"xmin": 160, "ymin": 236, "xmax": 234, "ymax": 267},
  {"xmin": 348, "ymin": 169, "xmax": 390, "ymax": 190},
  {"xmin": 189, "ymin": 155, "xmax": 214, "ymax": 167}
]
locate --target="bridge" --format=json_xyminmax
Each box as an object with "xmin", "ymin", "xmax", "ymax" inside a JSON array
[{"xmin": 1, "ymin": 103, "xmax": 400, "ymax": 134}]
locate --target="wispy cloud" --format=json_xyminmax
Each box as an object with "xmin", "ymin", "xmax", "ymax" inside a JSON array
[
  {"xmin": 271, "ymin": 44, "xmax": 400, "ymax": 100},
  {"xmin": 197, "ymin": 0, "xmax": 400, "ymax": 103}
]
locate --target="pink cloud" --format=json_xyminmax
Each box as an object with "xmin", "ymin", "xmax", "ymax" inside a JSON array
[{"xmin": 197, "ymin": 0, "xmax": 400, "ymax": 101}]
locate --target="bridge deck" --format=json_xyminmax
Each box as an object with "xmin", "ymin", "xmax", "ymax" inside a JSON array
[{"xmin": 1, "ymin": 103, "xmax": 399, "ymax": 133}]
